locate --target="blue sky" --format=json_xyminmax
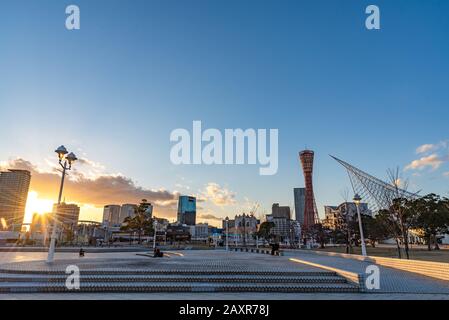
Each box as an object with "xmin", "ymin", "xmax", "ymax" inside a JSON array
[{"xmin": 1, "ymin": 0, "xmax": 449, "ymax": 224}]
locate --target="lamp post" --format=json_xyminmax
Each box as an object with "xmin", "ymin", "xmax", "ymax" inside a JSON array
[
  {"xmin": 47, "ymin": 145, "xmax": 77, "ymax": 263},
  {"xmin": 153, "ymin": 220, "xmax": 158, "ymax": 250},
  {"xmin": 225, "ymin": 217, "xmax": 229, "ymax": 251},
  {"xmin": 353, "ymin": 193, "xmax": 367, "ymax": 257}
]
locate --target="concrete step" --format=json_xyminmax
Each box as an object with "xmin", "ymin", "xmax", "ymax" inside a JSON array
[
  {"xmin": 0, "ymin": 269, "xmax": 336, "ymax": 276},
  {"xmin": 0, "ymin": 281, "xmax": 360, "ymax": 293},
  {"xmin": 0, "ymin": 274, "xmax": 347, "ymax": 284}
]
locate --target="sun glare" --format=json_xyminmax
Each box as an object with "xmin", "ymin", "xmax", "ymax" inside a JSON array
[{"xmin": 24, "ymin": 191, "xmax": 54, "ymax": 223}]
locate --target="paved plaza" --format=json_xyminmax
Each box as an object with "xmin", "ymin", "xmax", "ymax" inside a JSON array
[
  {"xmin": 284, "ymin": 251, "xmax": 449, "ymax": 294},
  {"xmin": 0, "ymin": 249, "xmax": 448, "ymax": 299}
]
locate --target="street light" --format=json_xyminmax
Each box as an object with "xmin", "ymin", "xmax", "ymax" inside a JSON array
[
  {"xmin": 153, "ymin": 220, "xmax": 158, "ymax": 250},
  {"xmin": 47, "ymin": 145, "xmax": 77, "ymax": 263},
  {"xmin": 353, "ymin": 193, "xmax": 367, "ymax": 257}
]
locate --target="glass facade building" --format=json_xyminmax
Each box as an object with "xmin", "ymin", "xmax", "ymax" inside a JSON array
[
  {"xmin": 177, "ymin": 196, "xmax": 196, "ymax": 225},
  {"xmin": 293, "ymin": 187, "xmax": 306, "ymax": 225}
]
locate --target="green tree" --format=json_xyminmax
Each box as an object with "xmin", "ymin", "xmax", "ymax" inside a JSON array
[
  {"xmin": 411, "ymin": 194, "xmax": 449, "ymax": 251},
  {"xmin": 378, "ymin": 168, "xmax": 419, "ymax": 259},
  {"xmin": 310, "ymin": 223, "xmax": 331, "ymax": 249},
  {"xmin": 376, "ymin": 208, "xmax": 404, "ymax": 258},
  {"xmin": 255, "ymin": 221, "xmax": 275, "ymax": 242},
  {"xmin": 363, "ymin": 214, "xmax": 390, "ymax": 248},
  {"xmin": 390, "ymin": 197, "xmax": 419, "ymax": 259},
  {"xmin": 120, "ymin": 199, "xmax": 154, "ymax": 244}
]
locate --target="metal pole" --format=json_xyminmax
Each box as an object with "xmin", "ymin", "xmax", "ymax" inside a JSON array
[
  {"xmin": 355, "ymin": 203, "xmax": 367, "ymax": 256},
  {"xmin": 153, "ymin": 221, "xmax": 157, "ymax": 250},
  {"xmin": 226, "ymin": 220, "xmax": 229, "ymax": 251},
  {"xmin": 47, "ymin": 161, "xmax": 67, "ymax": 263}
]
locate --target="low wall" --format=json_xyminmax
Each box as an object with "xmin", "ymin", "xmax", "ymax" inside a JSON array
[
  {"xmin": 306, "ymin": 250, "xmax": 449, "ymax": 281},
  {"xmin": 230, "ymin": 247, "xmax": 283, "ymax": 256}
]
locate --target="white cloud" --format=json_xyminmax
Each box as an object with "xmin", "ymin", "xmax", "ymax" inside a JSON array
[
  {"xmin": 405, "ymin": 154, "xmax": 444, "ymax": 171},
  {"xmin": 416, "ymin": 144, "xmax": 437, "ymax": 154},
  {"xmin": 416, "ymin": 140, "xmax": 448, "ymax": 154},
  {"xmin": 201, "ymin": 183, "xmax": 236, "ymax": 206},
  {"xmin": 0, "ymin": 158, "xmax": 179, "ymax": 208},
  {"xmin": 174, "ymin": 183, "xmax": 190, "ymax": 190}
]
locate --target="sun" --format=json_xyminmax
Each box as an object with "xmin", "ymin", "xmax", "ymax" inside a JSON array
[{"xmin": 24, "ymin": 191, "xmax": 54, "ymax": 223}]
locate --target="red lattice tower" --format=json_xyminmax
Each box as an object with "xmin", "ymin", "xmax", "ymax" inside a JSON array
[{"xmin": 299, "ymin": 150, "xmax": 319, "ymax": 231}]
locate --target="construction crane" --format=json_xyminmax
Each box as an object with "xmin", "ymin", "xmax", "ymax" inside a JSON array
[{"xmin": 249, "ymin": 203, "xmax": 260, "ymax": 217}]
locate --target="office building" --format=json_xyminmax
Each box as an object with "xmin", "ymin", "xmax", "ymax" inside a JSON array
[
  {"xmin": 166, "ymin": 223, "xmax": 191, "ymax": 242},
  {"xmin": 102, "ymin": 205, "xmax": 121, "ymax": 227},
  {"xmin": 52, "ymin": 202, "xmax": 80, "ymax": 228},
  {"xmin": 189, "ymin": 223, "xmax": 209, "ymax": 240},
  {"xmin": 177, "ymin": 196, "xmax": 196, "ymax": 225},
  {"xmin": 142, "ymin": 201, "xmax": 153, "ymax": 218},
  {"xmin": 0, "ymin": 169, "xmax": 31, "ymax": 231},
  {"xmin": 266, "ymin": 203, "xmax": 297, "ymax": 243},
  {"xmin": 293, "ymin": 187, "xmax": 306, "ymax": 224},
  {"xmin": 272, "ymin": 203, "xmax": 291, "ymax": 219},
  {"xmin": 322, "ymin": 202, "xmax": 371, "ymax": 230},
  {"xmin": 119, "ymin": 204, "xmax": 138, "ymax": 223}
]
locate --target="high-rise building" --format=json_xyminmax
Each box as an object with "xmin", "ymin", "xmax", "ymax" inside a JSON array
[
  {"xmin": 142, "ymin": 201, "xmax": 153, "ymax": 219},
  {"xmin": 177, "ymin": 196, "xmax": 196, "ymax": 225},
  {"xmin": 102, "ymin": 205, "xmax": 121, "ymax": 227},
  {"xmin": 52, "ymin": 202, "xmax": 80, "ymax": 227},
  {"xmin": 271, "ymin": 203, "xmax": 291, "ymax": 219},
  {"xmin": 293, "ymin": 188, "xmax": 306, "ymax": 225},
  {"xmin": 119, "ymin": 204, "xmax": 138, "ymax": 223},
  {"xmin": 293, "ymin": 187, "xmax": 306, "ymax": 224},
  {"xmin": 299, "ymin": 150, "xmax": 319, "ymax": 231},
  {"xmin": 0, "ymin": 169, "xmax": 31, "ymax": 231}
]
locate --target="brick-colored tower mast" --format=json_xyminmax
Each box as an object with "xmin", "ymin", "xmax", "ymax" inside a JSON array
[{"xmin": 299, "ymin": 150, "xmax": 319, "ymax": 231}]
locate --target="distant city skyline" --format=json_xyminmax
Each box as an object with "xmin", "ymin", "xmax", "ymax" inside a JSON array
[{"xmin": 1, "ymin": 0, "xmax": 449, "ymax": 226}]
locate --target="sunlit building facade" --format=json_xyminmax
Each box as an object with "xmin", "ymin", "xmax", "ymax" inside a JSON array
[
  {"xmin": 52, "ymin": 202, "xmax": 80, "ymax": 228},
  {"xmin": 0, "ymin": 169, "xmax": 31, "ymax": 231}
]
